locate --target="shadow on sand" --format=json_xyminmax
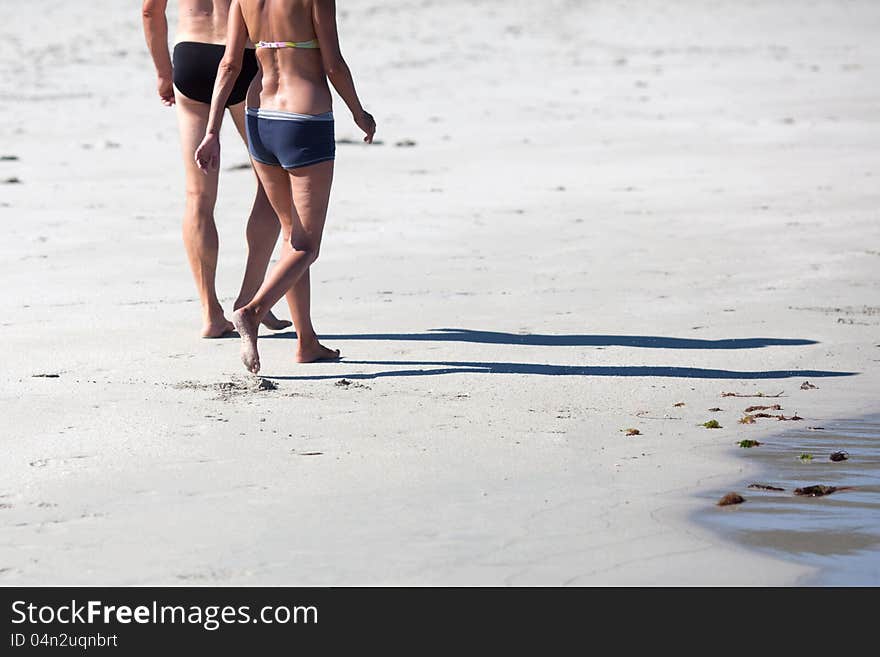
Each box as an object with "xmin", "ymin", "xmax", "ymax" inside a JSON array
[
  {"xmin": 264, "ymin": 328, "xmax": 818, "ymax": 350},
  {"xmin": 265, "ymin": 360, "xmax": 855, "ymax": 382},
  {"xmin": 260, "ymin": 328, "xmax": 850, "ymax": 382}
]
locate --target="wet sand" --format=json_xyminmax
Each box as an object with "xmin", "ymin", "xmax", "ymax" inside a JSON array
[
  {"xmin": 700, "ymin": 414, "xmax": 880, "ymax": 585},
  {"xmin": 1, "ymin": 0, "xmax": 879, "ymax": 584}
]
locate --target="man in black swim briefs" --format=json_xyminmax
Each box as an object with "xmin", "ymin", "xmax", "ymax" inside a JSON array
[
  {"xmin": 172, "ymin": 41, "xmax": 258, "ymax": 107},
  {"xmin": 141, "ymin": 0, "xmax": 291, "ymax": 337}
]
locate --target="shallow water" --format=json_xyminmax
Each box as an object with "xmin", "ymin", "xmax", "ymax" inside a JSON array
[{"xmin": 699, "ymin": 414, "xmax": 880, "ymax": 585}]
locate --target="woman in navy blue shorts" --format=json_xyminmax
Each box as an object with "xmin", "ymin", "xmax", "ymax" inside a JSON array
[{"xmin": 196, "ymin": 0, "xmax": 375, "ymax": 373}]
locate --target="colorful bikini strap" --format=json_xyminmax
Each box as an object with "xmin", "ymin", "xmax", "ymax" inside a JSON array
[{"xmin": 256, "ymin": 39, "xmax": 320, "ymax": 49}]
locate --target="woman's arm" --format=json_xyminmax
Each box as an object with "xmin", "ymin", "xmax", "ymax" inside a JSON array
[
  {"xmin": 141, "ymin": 0, "xmax": 174, "ymax": 106},
  {"xmin": 194, "ymin": 1, "xmax": 249, "ymax": 171},
  {"xmin": 313, "ymin": 0, "xmax": 376, "ymax": 143}
]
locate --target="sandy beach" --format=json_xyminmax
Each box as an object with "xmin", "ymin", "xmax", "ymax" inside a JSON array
[{"xmin": 1, "ymin": 0, "xmax": 878, "ymax": 585}]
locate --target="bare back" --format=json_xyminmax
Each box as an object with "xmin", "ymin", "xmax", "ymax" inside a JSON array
[
  {"xmin": 175, "ymin": 0, "xmax": 234, "ymax": 45},
  {"xmin": 239, "ymin": 0, "xmax": 332, "ymax": 114}
]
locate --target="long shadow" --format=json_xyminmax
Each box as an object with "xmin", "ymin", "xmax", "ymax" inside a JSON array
[
  {"xmin": 265, "ymin": 359, "xmax": 855, "ymax": 382},
  {"xmin": 263, "ymin": 328, "xmax": 817, "ymax": 349}
]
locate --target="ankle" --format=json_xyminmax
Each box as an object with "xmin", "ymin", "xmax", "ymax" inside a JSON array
[
  {"xmin": 296, "ymin": 333, "xmax": 318, "ymax": 349},
  {"xmin": 204, "ymin": 306, "xmax": 226, "ymax": 323},
  {"xmin": 238, "ymin": 305, "xmax": 263, "ymax": 323}
]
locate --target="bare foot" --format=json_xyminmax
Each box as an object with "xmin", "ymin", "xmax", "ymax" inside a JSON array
[
  {"xmin": 296, "ymin": 340, "xmax": 341, "ymax": 363},
  {"xmin": 231, "ymin": 308, "xmax": 261, "ymax": 373},
  {"xmin": 262, "ymin": 311, "xmax": 293, "ymax": 331},
  {"xmin": 201, "ymin": 318, "xmax": 235, "ymax": 339}
]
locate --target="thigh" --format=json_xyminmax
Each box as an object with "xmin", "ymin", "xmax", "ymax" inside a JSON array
[
  {"xmin": 227, "ymin": 102, "xmax": 249, "ymax": 145},
  {"xmin": 228, "ymin": 103, "xmax": 271, "ymax": 204},
  {"xmin": 252, "ymin": 159, "xmax": 295, "ymax": 232},
  {"xmin": 176, "ymin": 92, "xmax": 219, "ymax": 199},
  {"xmin": 288, "ymin": 160, "xmax": 334, "ymax": 251}
]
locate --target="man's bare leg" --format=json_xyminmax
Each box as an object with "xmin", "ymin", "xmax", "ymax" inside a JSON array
[{"xmin": 175, "ymin": 92, "xmax": 233, "ymax": 337}]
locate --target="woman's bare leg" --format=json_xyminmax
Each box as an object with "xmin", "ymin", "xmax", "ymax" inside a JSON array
[
  {"xmin": 232, "ymin": 160, "xmax": 338, "ymax": 373},
  {"xmin": 227, "ymin": 102, "xmax": 292, "ymax": 331},
  {"xmin": 175, "ymin": 93, "xmax": 233, "ymax": 338},
  {"xmin": 284, "ymin": 167, "xmax": 339, "ymax": 364}
]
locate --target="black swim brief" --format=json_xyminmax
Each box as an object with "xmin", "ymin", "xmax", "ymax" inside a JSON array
[{"xmin": 172, "ymin": 42, "xmax": 258, "ymax": 106}]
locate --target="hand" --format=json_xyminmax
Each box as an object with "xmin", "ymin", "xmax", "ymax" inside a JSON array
[
  {"xmin": 157, "ymin": 74, "xmax": 175, "ymax": 106},
  {"xmin": 355, "ymin": 110, "xmax": 376, "ymax": 144},
  {"xmin": 194, "ymin": 133, "xmax": 220, "ymax": 173}
]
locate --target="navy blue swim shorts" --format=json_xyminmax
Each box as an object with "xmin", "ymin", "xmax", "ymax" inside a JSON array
[{"xmin": 245, "ymin": 107, "xmax": 336, "ymax": 170}]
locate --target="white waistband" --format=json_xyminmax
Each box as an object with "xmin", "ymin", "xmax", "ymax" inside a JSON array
[{"xmin": 246, "ymin": 107, "xmax": 334, "ymax": 122}]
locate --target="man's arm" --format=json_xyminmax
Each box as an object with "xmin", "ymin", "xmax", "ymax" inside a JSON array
[{"xmin": 142, "ymin": 0, "xmax": 174, "ymax": 106}]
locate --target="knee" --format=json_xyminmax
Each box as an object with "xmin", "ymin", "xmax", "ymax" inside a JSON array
[
  {"xmin": 289, "ymin": 236, "xmax": 320, "ymax": 264},
  {"xmin": 184, "ymin": 189, "xmax": 215, "ymax": 222}
]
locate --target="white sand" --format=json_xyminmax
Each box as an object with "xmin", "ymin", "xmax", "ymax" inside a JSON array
[{"xmin": 1, "ymin": 0, "xmax": 878, "ymax": 584}]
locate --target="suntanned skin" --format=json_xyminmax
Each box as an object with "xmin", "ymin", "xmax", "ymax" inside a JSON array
[
  {"xmin": 195, "ymin": 0, "xmax": 375, "ymax": 372},
  {"xmin": 142, "ymin": 0, "xmax": 292, "ymax": 337}
]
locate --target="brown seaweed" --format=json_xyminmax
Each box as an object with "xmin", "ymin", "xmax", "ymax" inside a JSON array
[
  {"xmin": 717, "ymin": 493, "xmax": 745, "ymax": 506},
  {"xmin": 748, "ymin": 484, "xmax": 785, "ymax": 492},
  {"xmin": 793, "ymin": 485, "xmax": 847, "ymax": 497}
]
